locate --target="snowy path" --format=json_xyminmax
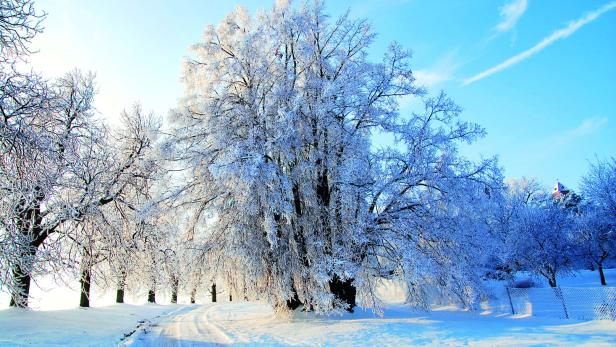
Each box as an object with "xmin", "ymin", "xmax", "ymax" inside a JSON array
[{"xmin": 125, "ymin": 302, "xmax": 616, "ymax": 346}]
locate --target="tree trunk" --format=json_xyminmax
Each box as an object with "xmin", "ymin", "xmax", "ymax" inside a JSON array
[
  {"xmin": 211, "ymin": 283, "xmax": 217, "ymax": 303},
  {"xmin": 229, "ymin": 293, "xmax": 232, "ymax": 302},
  {"xmin": 79, "ymin": 265, "xmax": 92, "ymax": 308},
  {"xmin": 598, "ymin": 262, "xmax": 607, "ymax": 286},
  {"xmin": 10, "ymin": 192, "xmax": 44, "ymax": 308},
  {"xmin": 286, "ymin": 285, "xmax": 302, "ymax": 310},
  {"xmin": 190, "ymin": 288, "xmax": 196, "ymax": 304},
  {"xmin": 329, "ymin": 275, "xmax": 356, "ymax": 312},
  {"xmin": 9, "ymin": 261, "xmax": 33, "ymax": 308},
  {"xmin": 148, "ymin": 289, "xmax": 156, "ymax": 303},
  {"xmin": 116, "ymin": 288, "xmax": 125, "ymax": 304},
  {"xmin": 116, "ymin": 271, "xmax": 126, "ymax": 304},
  {"xmin": 548, "ymin": 275, "xmax": 557, "ymax": 288},
  {"xmin": 171, "ymin": 277, "xmax": 179, "ymax": 304}
]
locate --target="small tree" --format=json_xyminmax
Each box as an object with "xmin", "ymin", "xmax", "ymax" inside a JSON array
[
  {"xmin": 576, "ymin": 205, "xmax": 613, "ymax": 285},
  {"xmin": 579, "ymin": 158, "xmax": 616, "ymax": 285},
  {"xmin": 508, "ymin": 195, "xmax": 576, "ymax": 287},
  {"xmin": 488, "ymin": 178, "xmax": 543, "ymax": 279}
]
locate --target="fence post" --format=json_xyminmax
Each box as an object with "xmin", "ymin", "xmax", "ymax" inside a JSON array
[
  {"xmin": 554, "ymin": 287, "xmax": 569, "ymax": 319},
  {"xmin": 506, "ymin": 286, "xmax": 515, "ymax": 315}
]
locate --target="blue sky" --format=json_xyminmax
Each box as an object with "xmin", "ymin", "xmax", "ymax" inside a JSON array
[{"xmin": 29, "ymin": 0, "xmax": 616, "ymax": 191}]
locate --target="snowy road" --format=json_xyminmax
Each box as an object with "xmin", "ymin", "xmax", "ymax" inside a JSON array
[{"xmin": 125, "ymin": 302, "xmax": 616, "ymax": 346}]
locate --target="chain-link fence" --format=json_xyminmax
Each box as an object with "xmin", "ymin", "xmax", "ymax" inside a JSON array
[{"xmin": 506, "ymin": 287, "xmax": 616, "ymax": 320}]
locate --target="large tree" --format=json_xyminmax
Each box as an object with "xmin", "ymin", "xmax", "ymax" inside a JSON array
[{"xmin": 170, "ymin": 2, "xmax": 500, "ymax": 313}]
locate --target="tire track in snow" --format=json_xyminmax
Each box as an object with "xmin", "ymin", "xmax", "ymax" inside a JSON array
[
  {"xmin": 123, "ymin": 304, "xmax": 233, "ymax": 346},
  {"xmin": 202, "ymin": 304, "xmax": 235, "ymax": 344},
  {"xmin": 119, "ymin": 305, "xmax": 194, "ymax": 346}
]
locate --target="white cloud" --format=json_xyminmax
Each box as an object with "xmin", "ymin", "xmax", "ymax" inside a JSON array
[
  {"xmin": 569, "ymin": 117, "xmax": 608, "ymax": 138},
  {"xmin": 522, "ymin": 117, "xmax": 609, "ymax": 162},
  {"xmin": 495, "ymin": 0, "xmax": 528, "ymax": 32},
  {"xmin": 400, "ymin": 50, "xmax": 463, "ymax": 111},
  {"xmin": 548, "ymin": 116, "xmax": 608, "ymax": 151},
  {"xmin": 464, "ymin": 1, "xmax": 616, "ymax": 86},
  {"xmin": 412, "ymin": 49, "xmax": 464, "ymax": 88},
  {"xmin": 413, "ymin": 70, "xmax": 450, "ymax": 87}
]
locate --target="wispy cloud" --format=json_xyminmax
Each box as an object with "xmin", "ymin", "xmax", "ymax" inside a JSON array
[
  {"xmin": 400, "ymin": 50, "xmax": 464, "ymax": 110},
  {"xmin": 495, "ymin": 0, "xmax": 528, "ymax": 32},
  {"xmin": 464, "ymin": 1, "xmax": 616, "ymax": 86},
  {"xmin": 413, "ymin": 70, "xmax": 449, "ymax": 87},
  {"xmin": 567, "ymin": 117, "xmax": 609, "ymax": 138},
  {"xmin": 547, "ymin": 116, "xmax": 608, "ymax": 152},
  {"xmin": 413, "ymin": 49, "xmax": 465, "ymax": 88}
]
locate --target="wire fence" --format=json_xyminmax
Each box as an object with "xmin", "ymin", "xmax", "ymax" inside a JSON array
[{"xmin": 506, "ymin": 287, "xmax": 616, "ymax": 321}]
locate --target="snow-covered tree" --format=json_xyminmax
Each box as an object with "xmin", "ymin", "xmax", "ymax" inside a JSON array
[
  {"xmin": 131, "ymin": 215, "xmax": 183, "ymax": 304},
  {"xmin": 486, "ymin": 178, "xmax": 543, "ymax": 279},
  {"xmin": 578, "ymin": 158, "xmax": 616, "ymax": 285},
  {"xmin": 1, "ymin": 0, "xmax": 162, "ymax": 307},
  {"xmin": 582, "ymin": 158, "xmax": 616, "ymax": 221},
  {"xmin": 170, "ymin": 2, "xmax": 501, "ymax": 313},
  {"xmin": 70, "ymin": 107, "xmax": 162, "ymax": 308},
  {"xmin": 1, "ymin": 66, "xmax": 158, "ymax": 307},
  {"xmin": 72, "ymin": 211, "xmax": 114, "ymax": 308},
  {"xmin": 505, "ymin": 189, "xmax": 577, "ymax": 287},
  {"xmin": 0, "ymin": 0, "xmax": 44, "ymax": 62},
  {"xmin": 575, "ymin": 204, "xmax": 613, "ymax": 285}
]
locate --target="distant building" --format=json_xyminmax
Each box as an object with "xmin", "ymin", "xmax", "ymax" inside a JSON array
[{"xmin": 552, "ymin": 181, "xmax": 570, "ymax": 199}]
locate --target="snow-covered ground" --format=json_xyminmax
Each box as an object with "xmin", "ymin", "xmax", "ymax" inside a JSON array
[
  {"xmin": 0, "ymin": 269, "xmax": 614, "ymax": 346},
  {"xmin": 0, "ymin": 304, "xmax": 184, "ymax": 346},
  {"xmin": 1, "ymin": 300, "xmax": 614, "ymax": 347},
  {"xmin": 126, "ymin": 302, "xmax": 616, "ymax": 346}
]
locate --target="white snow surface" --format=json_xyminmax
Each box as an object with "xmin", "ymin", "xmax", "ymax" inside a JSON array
[
  {"xmin": 0, "ymin": 303, "xmax": 184, "ymax": 346},
  {"xmin": 125, "ymin": 302, "xmax": 616, "ymax": 346},
  {"xmin": 1, "ymin": 301, "xmax": 615, "ymax": 347}
]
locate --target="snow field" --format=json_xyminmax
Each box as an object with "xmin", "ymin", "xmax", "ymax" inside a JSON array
[{"xmin": 125, "ymin": 302, "xmax": 616, "ymax": 346}]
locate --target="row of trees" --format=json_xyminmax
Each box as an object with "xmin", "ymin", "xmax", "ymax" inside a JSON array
[
  {"xmin": 1, "ymin": 0, "xmax": 614, "ymax": 313},
  {"xmin": 492, "ymin": 162, "xmax": 615, "ymax": 288},
  {"xmin": 0, "ymin": 0, "xmax": 221, "ymax": 308}
]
